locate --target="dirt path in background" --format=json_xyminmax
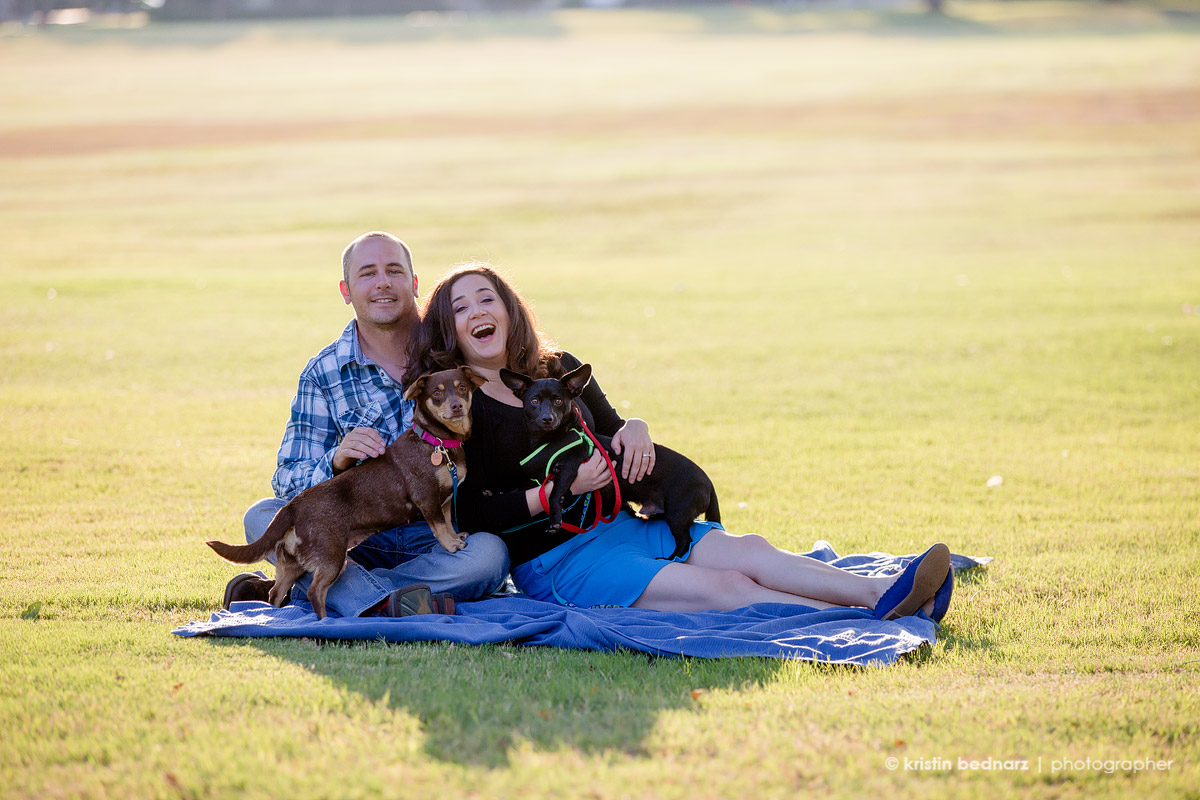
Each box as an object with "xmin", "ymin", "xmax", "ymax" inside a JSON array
[{"xmin": 2, "ymin": 87, "xmax": 1197, "ymax": 159}]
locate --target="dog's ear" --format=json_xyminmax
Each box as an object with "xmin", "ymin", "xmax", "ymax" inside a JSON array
[
  {"xmin": 499, "ymin": 368, "xmax": 532, "ymax": 396},
  {"xmin": 459, "ymin": 366, "xmax": 487, "ymax": 390},
  {"xmin": 562, "ymin": 363, "xmax": 592, "ymax": 397},
  {"xmin": 402, "ymin": 375, "xmax": 429, "ymax": 402}
]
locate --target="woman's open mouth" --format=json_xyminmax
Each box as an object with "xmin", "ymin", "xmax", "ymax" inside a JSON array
[{"xmin": 471, "ymin": 323, "xmax": 496, "ymax": 340}]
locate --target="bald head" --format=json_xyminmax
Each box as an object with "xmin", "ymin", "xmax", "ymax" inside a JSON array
[{"xmin": 341, "ymin": 232, "xmax": 414, "ymax": 283}]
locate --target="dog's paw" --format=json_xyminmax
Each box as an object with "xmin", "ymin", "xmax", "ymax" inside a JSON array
[
  {"xmin": 438, "ymin": 535, "xmax": 467, "ymax": 554},
  {"xmin": 545, "ymin": 522, "xmax": 561, "ymax": 536}
]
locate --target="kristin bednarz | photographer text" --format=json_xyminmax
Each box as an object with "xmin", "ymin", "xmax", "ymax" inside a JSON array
[{"xmin": 884, "ymin": 756, "xmax": 1175, "ymax": 774}]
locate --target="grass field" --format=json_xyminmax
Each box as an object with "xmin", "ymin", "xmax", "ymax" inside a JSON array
[{"xmin": 2, "ymin": 2, "xmax": 1199, "ymax": 797}]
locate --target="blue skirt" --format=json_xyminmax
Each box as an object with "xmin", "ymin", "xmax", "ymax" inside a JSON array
[{"xmin": 510, "ymin": 511, "xmax": 721, "ymax": 609}]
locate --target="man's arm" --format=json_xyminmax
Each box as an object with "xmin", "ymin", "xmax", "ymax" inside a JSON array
[{"xmin": 270, "ymin": 375, "xmax": 341, "ymax": 501}]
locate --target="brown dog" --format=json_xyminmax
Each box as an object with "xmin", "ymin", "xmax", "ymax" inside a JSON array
[{"xmin": 206, "ymin": 366, "xmax": 485, "ymax": 618}]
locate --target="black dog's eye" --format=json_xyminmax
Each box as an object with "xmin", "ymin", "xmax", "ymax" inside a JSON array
[
  {"xmin": 553, "ymin": 398, "xmax": 563, "ymax": 406},
  {"xmin": 530, "ymin": 398, "xmax": 539, "ymax": 405}
]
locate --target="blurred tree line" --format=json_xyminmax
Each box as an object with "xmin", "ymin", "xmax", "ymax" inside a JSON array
[{"xmin": 1, "ymin": 0, "xmax": 980, "ymax": 22}]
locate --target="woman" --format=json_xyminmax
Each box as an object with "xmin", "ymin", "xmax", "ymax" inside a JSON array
[{"xmin": 407, "ymin": 262, "xmax": 953, "ymax": 620}]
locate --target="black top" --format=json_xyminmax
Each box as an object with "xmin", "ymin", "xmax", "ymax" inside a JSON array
[{"xmin": 456, "ymin": 352, "xmax": 626, "ymax": 567}]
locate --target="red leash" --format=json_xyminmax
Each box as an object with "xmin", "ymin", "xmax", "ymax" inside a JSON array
[{"xmin": 538, "ymin": 407, "xmax": 622, "ymax": 534}]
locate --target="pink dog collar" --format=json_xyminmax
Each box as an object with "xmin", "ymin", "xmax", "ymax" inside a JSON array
[{"xmin": 411, "ymin": 424, "xmax": 462, "ymax": 449}]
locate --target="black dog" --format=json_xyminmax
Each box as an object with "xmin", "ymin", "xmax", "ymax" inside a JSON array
[{"xmin": 500, "ymin": 363, "xmax": 720, "ymax": 560}]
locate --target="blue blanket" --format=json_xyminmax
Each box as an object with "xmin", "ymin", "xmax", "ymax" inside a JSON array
[{"xmin": 173, "ymin": 541, "xmax": 990, "ymax": 666}]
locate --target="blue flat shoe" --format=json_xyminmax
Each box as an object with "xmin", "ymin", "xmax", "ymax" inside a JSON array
[
  {"xmin": 930, "ymin": 565, "xmax": 954, "ymax": 623},
  {"xmin": 874, "ymin": 543, "xmax": 951, "ymax": 621}
]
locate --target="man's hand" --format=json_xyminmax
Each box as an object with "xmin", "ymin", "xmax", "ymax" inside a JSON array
[{"xmin": 332, "ymin": 427, "xmax": 386, "ymax": 473}]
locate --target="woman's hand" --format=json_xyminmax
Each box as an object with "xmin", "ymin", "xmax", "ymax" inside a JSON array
[
  {"xmin": 570, "ymin": 450, "xmax": 613, "ymax": 494},
  {"xmin": 528, "ymin": 450, "xmax": 614, "ymax": 516},
  {"xmin": 610, "ymin": 418, "xmax": 655, "ymax": 483}
]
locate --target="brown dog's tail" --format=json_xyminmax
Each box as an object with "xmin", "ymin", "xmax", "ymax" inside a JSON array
[{"xmin": 206, "ymin": 502, "xmax": 295, "ymax": 565}]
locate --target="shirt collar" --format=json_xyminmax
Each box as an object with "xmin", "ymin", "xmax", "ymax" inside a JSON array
[{"xmin": 334, "ymin": 319, "xmax": 368, "ymax": 372}]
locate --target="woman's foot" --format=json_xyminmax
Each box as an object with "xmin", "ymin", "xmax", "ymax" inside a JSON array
[
  {"xmin": 874, "ymin": 543, "xmax": 950, "ymax": 621},
  {"xmin": 929, "ymin": 564, "xmax": 954, "ymax": 622}
]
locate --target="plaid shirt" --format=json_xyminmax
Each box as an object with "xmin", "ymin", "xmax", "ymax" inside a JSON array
[{"xmin": 271, "ymin": 320, "xmax": 414, "ymax": 501}]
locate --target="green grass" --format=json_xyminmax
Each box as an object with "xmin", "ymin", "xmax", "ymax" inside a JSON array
[{"xmin": 2, "ymin": 2, "xmax": 1199, "ymax": 797}]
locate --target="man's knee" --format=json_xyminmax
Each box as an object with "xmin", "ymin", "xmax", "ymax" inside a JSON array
[
  {"xmin": 243, "ymin": 497, "xmax": 284, "ymax": 545},
  {"xmin": 461, "ymin": 532, "xmax": 510, "ymax": 590}
]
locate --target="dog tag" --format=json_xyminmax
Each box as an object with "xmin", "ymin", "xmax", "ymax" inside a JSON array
[{"xmin": 430, "ymin": 449, "xmax": 444, "ymax": 466}]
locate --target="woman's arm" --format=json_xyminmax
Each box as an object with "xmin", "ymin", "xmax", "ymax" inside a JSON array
[
  {"xmin": 571, "ymin": 356, "xmax": 655, "ymax": 483},
  {"xmin": 568, "ymin": 353, "xmax": 624, "ymax": 437}
]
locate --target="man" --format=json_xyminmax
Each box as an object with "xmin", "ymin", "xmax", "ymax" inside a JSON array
[{"xmin": 225, "ymin": 231, "xmax": 509, "ymax": 617}]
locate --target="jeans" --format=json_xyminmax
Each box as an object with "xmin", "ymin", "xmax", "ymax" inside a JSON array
[{"xmin": 242, "ymin": 497, "xmax": 510, "ymax": 618}]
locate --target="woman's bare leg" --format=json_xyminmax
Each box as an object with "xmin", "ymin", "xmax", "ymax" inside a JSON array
[
  {"xmin": 631, "ymin": 561, "xmax": 835, "ymax": 612},
  {"xmin": 685, "ymin": 530, "xmax": 898, "ymax": 609}
]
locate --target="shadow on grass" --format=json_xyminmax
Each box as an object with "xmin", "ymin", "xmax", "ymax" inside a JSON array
[
  {"xmin": 199, "ymin": 562, "xmax": 990, "ymax": 767},
  {"xmin": 924, "ymin": 567, "xmax": 995, "ymax": 658},
  {"xmin": 230, "ymin": 636, "xmax": 798, "ymax": 768}
]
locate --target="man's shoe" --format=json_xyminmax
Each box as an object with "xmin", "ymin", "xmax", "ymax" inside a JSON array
[
  {"xmin": 221, "ymin": 571, "xmax": 277, "ymax": 610},
  {"xmin": 380, "ymin": 584, "xmax": 435, "ymax": 617},
  {"xmin": 874, "ymin": 543, "xmax": 951, "ymax": 621},
  {"xmin": 432, "ymin": 592, "xmax": 456, "ymax": 616}
]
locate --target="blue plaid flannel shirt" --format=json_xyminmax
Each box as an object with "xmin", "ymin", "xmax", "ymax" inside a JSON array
[{"xmin": 271, "ymin": 320, "xmax": 414, "ymax": 501}]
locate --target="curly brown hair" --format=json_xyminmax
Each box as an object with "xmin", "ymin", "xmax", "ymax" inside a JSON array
[{"xmin": 405, "ymin": 262, "xmax": 560, "ymax": 387}]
